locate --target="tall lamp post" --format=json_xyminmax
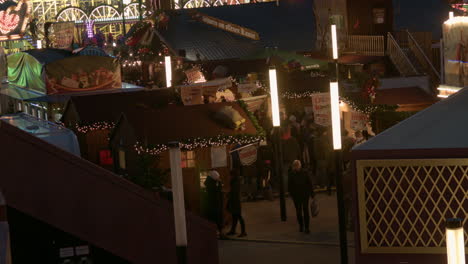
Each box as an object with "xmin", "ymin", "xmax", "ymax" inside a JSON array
[
  {"xmin": 269, "ymin": 66, "xmax": 286, "ymax": 221},
  {"xmin": 169, "ymin": 142, "xmax": 188, "ymax": 264},
  {"xmin": 446, "ymin": 218, "xmax": 465, "ymax": 264},
  {"xmin": 330, "ymin": 24, "xmax": 348, "ymax": 264}
]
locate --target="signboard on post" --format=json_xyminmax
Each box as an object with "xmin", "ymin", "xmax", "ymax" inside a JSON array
[{"xmin": 311, "ymin": 92, "xmax": 331, "ymax": 126}]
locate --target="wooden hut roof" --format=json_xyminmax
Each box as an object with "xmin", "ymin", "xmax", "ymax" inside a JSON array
[
  {"xmin": 354, "ymin": 87, "xmax": 468, "ymax": 151},
  {"xmin": 121, "ymin": 102, "xmax": 259, "ymax": 146}
]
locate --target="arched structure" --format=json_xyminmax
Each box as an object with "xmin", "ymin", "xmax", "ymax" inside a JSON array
[{"xmin": 56, "ymin": 6, "xmax": 88, "ymax": 23}]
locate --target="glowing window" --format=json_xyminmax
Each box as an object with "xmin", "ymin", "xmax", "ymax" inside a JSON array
[{"xmin": 181, "ymin": 151, "xmax": 196, "ymax": 168}]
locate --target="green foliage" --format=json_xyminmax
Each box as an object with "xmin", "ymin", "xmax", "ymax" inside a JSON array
[
  {"xmin": 127, "ymin": 154, "xmax": 169, "ymax": 190},
  {"xmin": 237, "ymin": 99, "xmax": 266, "ymax": 138}
]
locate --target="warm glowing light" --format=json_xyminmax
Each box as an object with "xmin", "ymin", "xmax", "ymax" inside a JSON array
[
  {"xmin": 36, "ymin": 40, "xmax": 42, "ymax": 49},
  {"xmin": 437, "ymin": 85, "xmax": 462, "ymax": 98},
  {"xmin": 331, "ymin": 24, "xmax": 338, "ymax": 60},
  {"xmin": 446, "ymin": 219, "xmax": 465, "ymax": 264},
  {"xmin": 112, "ymin": 42, "xmax": 116, "ymax": 47},
  {"xmin": 445, "ymin": 16, "xmax": 468, "ymax": 25},
  {"xmin": 450, "ymin": 11, "xmax": 454, "ymax": 19},
  {"xmin": 330, "ymin": 82, "xmax": 342, "ymax": 150},
  {"xmin": 437, "ymin": 94, "xmax": 449, "ymax": 98},
  {"xmin": 269, "ymin": 67, "xmax": 280, "ymax": 127},
  {"xmin": 165, "ymin": 56, "xmax": 172, "ymax": 87}
]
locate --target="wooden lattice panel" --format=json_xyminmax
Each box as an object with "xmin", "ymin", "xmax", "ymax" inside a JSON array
[{"xmin": 357, "ymin": 159, "xmax": 468, "ymax": 254}]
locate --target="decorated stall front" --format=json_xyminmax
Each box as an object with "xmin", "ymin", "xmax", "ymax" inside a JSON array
[
  {"xmin": 351, "ymin": 87, "xmax": 468, "ymax": 264},
  {"xmin": 110, "ymin": 101, "xmax": 263, "ymax": 215},
  {"xmin": 8, "ymin": 49, "xmax": 121, "ymax": 94}
]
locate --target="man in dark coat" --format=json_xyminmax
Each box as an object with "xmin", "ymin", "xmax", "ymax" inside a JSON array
[
  {"xmin": 227, "ymin": 168, "xmax": 247, "ymax": 237},
  {"xmin": 204, "ymin": 170, "xmax": 224, "ymax": 237},
  {"xmin": 288, "ymin": 160, "xmax": 313, "ymax": 233}
]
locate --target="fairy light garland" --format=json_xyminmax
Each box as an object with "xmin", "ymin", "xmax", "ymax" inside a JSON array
[
  {"xmin": 134, "ymin": 134, "xmax": 263, "ymax": 156},
  {"xmin": 75, "ymin": 121, "xmax": 115, "ymax": 134}
]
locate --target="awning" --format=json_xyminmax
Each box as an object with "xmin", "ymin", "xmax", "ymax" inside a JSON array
[
  {"xmin": 0, "ymin": 84, "xmax": 44, "ymax": 100},
  {"xmin": 25, "ymin": 86, "xmax": 144, "ymax": 104}
]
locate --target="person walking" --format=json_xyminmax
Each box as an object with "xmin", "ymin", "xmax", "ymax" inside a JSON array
[
  {"xmin": 281, "ymin": 126, "xmax": 301, "ymax": 192},
  {"xmin": 227, "ymin": 169, "xmax": 247, "ymax": 237},
  {"xmin": 204, "ymin": 169, "xmax": 225, "ymax": 238},
  {"xmin": 288, "ymin": 160, "xmax": 313, "ymax": 233}
]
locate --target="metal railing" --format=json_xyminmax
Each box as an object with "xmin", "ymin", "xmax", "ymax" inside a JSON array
[
  {"xmin": 387, "ymin": 32, "xmax": 418, "ymax": 76},
  {"xmin": 356, "ymin": 158, "xmax": 468, "ymax": 254},
  {"xmin": 346, "ymin": 35, "xmax": 385, "ymax": 56},
  {"xmin": 407, "ymin": 30, "xmax": 441, "ymax": 85}
]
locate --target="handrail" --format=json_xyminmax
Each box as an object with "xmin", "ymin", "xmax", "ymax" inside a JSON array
[
  {"xmin": 346, "ymin": 35, "xmax": 385, "ymax": 56},
  {"xmin": 386, "ymin": 32, "xmax": 418, "ymax": 76},
  {"xmin": 407, "ymin": 30, "xmax": 441, "ymax": 82}
]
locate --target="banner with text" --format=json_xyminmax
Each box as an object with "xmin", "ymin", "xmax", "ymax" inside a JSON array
[
  {"xmin": 193, "ymin": 12, "xmax": 260, "ymax": 40},
  {"xmin": 311, "ymin": 92, "xmax": 331, "ymax": 127}
]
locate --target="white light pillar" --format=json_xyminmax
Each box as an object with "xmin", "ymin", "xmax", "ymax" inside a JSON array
[
  {"xmin": 446, "ymin": 218, "xmax": 465, "ymax": 264},
  {"xmin": 165, "ymin": 56, "xmax": 172, "ymax": 88},
  {"xmin": 450, "ymin": 11, "xmax": 454, "ymax": 19},
  {"xmin": 330, "ymin": 81, "xmax": 342, "ymax": 150},
  {"xmin": 330, "ymin": 24, "xmax": 341, "ymax": 150},
  {"xmin": 36, "ymin": 40, "xmax": 42, "ymax": 49},
  {"xmin": 168, "ymin": 142, "xmax": 187, "ymax": 264},
  {"xmin": 269, "ymin": 67, "xmax": 280, "ymax": 127}
]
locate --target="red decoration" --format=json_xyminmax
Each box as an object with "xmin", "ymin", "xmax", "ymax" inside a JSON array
[
  {"xmin": 0, "ymin": 10, "xmax": 19, "ymax": 34},
  {"xmin": 99, "ymin": 150, "xmax": 113, "ymax": 165}
]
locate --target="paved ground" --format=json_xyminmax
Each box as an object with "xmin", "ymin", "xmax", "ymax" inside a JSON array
[{"xmin": 218, "ymin": 193, "xmax": 355, "ymax": 264}]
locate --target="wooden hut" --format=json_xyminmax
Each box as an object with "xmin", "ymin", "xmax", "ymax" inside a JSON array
[
  {"xmin": 109, "ymin": 102, "xmax": 262, "ymax": 214},
  {"xmin": 351, "ymin": 88, "xmax": 468, "ymax": 264},
  {"xmin": 61, "ymin": 89, "xmax": 178, "ymax": 167}
]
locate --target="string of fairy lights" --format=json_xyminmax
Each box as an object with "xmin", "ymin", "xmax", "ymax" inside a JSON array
[
  {"xmin": 134, "ymin": 134, "xmax": 264, "ymax": 156},
  {"xmin": 75, "ymin": 121, "xmax": 116, "ymax": 134}
]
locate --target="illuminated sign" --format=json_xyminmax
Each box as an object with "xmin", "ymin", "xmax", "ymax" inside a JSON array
[{"xmin": 0, "ymin": 0, "xmax": 31, "ymax": 40}]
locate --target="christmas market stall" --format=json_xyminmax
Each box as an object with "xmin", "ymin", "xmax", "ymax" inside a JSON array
[
  {"xmin": 109, "ymin": 101, "xmax": 263, "ymax": 214},
  {"xmin": 61, "ymin": 88, "xmax": 179, "ymax": 167},
  {"xmin": 351, "ymin": 87, "xmax": 468, "ymax": 264},
  {"xmin": 7, "ymin": 48, "xmax": 122, "ymax": 119}
]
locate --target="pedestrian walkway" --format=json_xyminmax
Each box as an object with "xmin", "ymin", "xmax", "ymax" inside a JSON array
[
  {"xmin": 225, "ymin": 193, "xmax": 354, "ymax": 246},
  {"xmin": 219, "ymin": 193, "xmax": 355, "ymax": 264}
]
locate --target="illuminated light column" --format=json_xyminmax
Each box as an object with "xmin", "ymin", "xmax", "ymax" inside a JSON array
[
  {"xmin": 36, "ymin": 40, "xmax": 42, "ymax": 49},
  {"xmin": 446, "ymin": 218, "xmax": 465, "ymax": 264},
  {"xmin": 168, "ymin": 142, "xmax": 188, "ymax": 264},
  {"xmin": 269, "ymin": 66, "xmax": 286, "ymax": 221},
  {"xmin": 450, "ymin": 11, "xmax": 454, "ymax": 19},
  {"xmin": 330, "ymin": 23, "xmax": 348, "ymax": 264},
  {"xmin": 165, "ymin": 56, "xmax": 172, "ymax": 87},
  {"xmin": 330, "ymin": 81, "xmax": 342, "ymax": 150},
  {"xmin": 269, "ymin": 67, "xmax": 280, "ymax": 127}
]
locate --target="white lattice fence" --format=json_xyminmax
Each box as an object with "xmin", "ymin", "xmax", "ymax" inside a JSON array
[{"xmin": 357, "ymin": 159, "xmax": 468, "ymax": 253}]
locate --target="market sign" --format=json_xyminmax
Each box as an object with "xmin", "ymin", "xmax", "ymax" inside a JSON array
[
  {"xmin": 0, "ymin": 0, "xmax": 31, "ymax": 40},
  {"xmin": 193, "ymin": 11, "xmax": 260, "ymax": 41},
  {"xmin": 239, "ymin": 145, "xmax": 257, "ymax": 166},
  {"xmin": 311, "ymin": 92, "xmax": 331, "ymax": 127},
  {"xmin": 47, "ymin": 22, "xmax": 75, "ymax": 49}
]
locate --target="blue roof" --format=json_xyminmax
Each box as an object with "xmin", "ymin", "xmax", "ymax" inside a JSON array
[
  {"xmin": 393, "ymin": 0, "xmax": 451, "ymax": 39},
  {"xmin": 160, "ymin": 0, "xmax": 316, "ymax": 61},
  {"xmin": 24, "ymin": 48, "xmax": 73, "ymax": 65}
]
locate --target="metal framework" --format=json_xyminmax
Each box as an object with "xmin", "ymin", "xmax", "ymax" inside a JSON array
[
  {"xmin": 357, "ymin": 158, "xmax": 468, "ymax": 254},
  {"xmin": 175, "ymin": 0, "xmax": 275, "ymax": 9}
]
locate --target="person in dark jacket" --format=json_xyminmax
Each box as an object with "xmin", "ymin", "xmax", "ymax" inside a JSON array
[
  {"xmin": 204, "ymin": 170, "xmax": 224, "ymax": 237},
  {"xmin": 288, "ymin": 160, "xmax": 313, "ymax": 233},
  {"xmin": 281, "ymin": 126, "xmax": 301, "ymax": 191},
  {"xmin": 227, "ymin": 169, "xmax": 247, "ymax": 237}
]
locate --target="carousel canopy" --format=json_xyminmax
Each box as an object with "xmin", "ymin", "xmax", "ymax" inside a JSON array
[{"xmin": 354, "ymin": 87, "xmax": 468, "ymax": 151}]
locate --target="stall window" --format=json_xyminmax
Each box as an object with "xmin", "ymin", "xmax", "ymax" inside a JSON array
[
  {"xmin": 99, "ymin": 150, "xmax": 113, "ymax": 165},
  {"xmin": 181, "ymin": 151, "xmax": 196, "ymax": 168},
  {"xmin": 118, "ymin": 149, "xmax": 126, "ymax": 169}
]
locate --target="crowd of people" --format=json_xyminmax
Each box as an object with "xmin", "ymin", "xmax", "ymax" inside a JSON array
[{"xmin": 202, "ymin": 108, "xmax": 374, "ymax": 238}]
